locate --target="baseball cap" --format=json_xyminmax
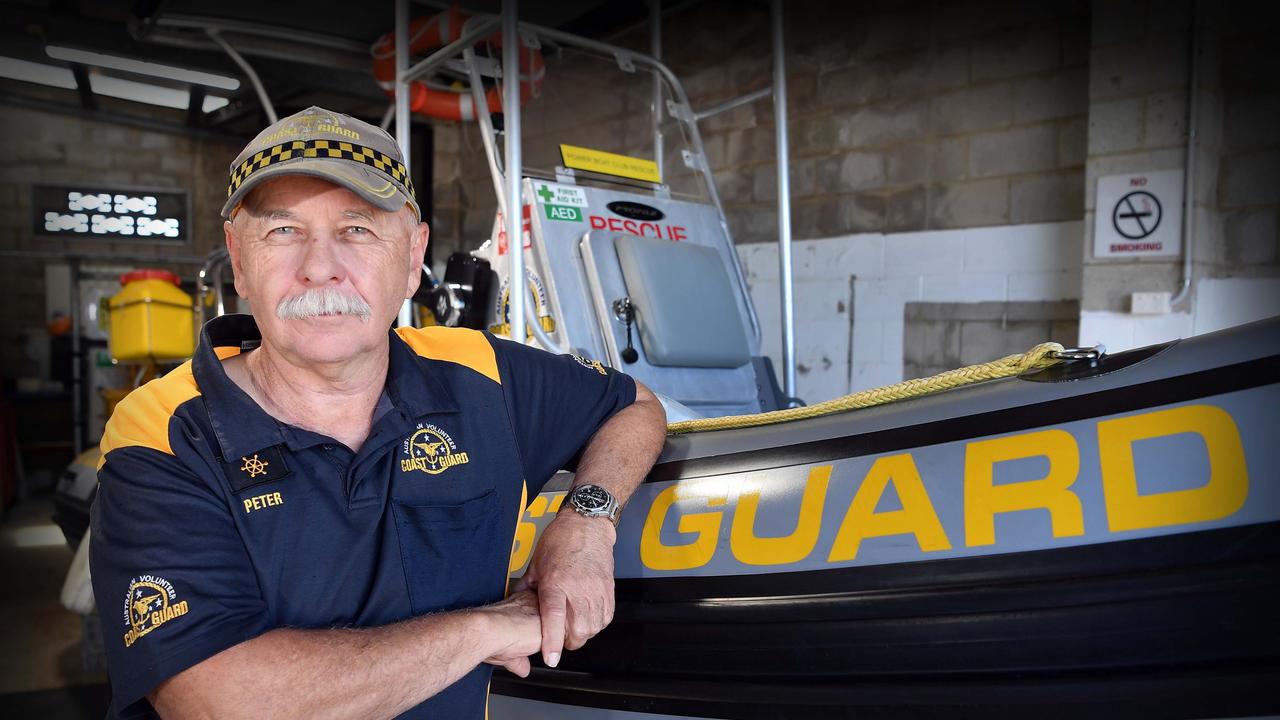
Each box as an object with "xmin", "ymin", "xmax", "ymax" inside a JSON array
[{"xmin": 221, "ymin": 106, "xmax": 419, "ymax": 220}]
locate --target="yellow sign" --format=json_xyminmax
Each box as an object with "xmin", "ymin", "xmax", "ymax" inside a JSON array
[{"xmin": 559, "ymin": 144, "xmax": 661, "ymax": 184}]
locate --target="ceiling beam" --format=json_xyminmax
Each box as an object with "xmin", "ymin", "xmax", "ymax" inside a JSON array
[
  {"xmin": 69, "ymin": 63, "xmax": 98, "ymax": 110},
  {"xmin": 187, "ymin": 85, "xmax": 207, "ymax": 127}
]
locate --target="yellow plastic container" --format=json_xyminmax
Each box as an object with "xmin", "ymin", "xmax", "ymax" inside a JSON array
[{"xmin": 108, "ymin": 270, "xmax": 195, "ymax": 361}]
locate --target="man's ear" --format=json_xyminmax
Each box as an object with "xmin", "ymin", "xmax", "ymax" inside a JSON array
[
  {"xmin": 404, "ymin": 221, "xmax": 430, "ymax": 299},
  {"xmin": 224, "ymin": 219, "xmax": 248, "ymax": 298}
]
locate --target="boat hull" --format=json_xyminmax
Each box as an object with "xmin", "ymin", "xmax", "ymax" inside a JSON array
[{"xmin": 494, "ymin": 319, "xmax": 1280, "ymax": 718}]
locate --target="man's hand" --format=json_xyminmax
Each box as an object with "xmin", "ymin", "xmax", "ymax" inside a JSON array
[
  {"xmin": 512, "ymin": 380, "xmax": 664, "ymax": 669},
  {"xmin": 478, "ymin": 590, "xmax": 543, "ymax": 677},
  {"xmin": 510, "ymin": 511, "xmax": 616, "ymax": 668}
]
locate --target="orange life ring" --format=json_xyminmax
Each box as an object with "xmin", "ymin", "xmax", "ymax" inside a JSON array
[{"xmin": 371, "ymin": 7, "xmax": 544, "ymax": 122}]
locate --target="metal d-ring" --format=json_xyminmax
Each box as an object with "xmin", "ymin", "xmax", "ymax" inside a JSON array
[{"xmin": 1051, "ymin": 344, "xmax": 1107, "ymax": 361}]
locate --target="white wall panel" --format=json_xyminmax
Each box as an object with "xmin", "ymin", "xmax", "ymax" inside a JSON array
[{"xmin": 739, "ymin": 220, "xmax": 1084, "ymax": 401}]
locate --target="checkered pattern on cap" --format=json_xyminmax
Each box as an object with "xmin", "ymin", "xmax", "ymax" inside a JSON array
[{"xmin": 226, "ymin": 139, "xmax": 416, "ymax": 203}]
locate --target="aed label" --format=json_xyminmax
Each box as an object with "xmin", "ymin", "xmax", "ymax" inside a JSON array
[
  {"xmin": 544, "ymin": 205, "xmax": 583, "ymax": 222},
  {"xmin": 589, "ymin": 214, "xmax": 687, "ymax": 241}
]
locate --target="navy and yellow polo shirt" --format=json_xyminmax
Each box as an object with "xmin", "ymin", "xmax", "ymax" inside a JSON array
[{"xmin": 89, "ymin": 313, "xmax": 636, "ymax": 719}]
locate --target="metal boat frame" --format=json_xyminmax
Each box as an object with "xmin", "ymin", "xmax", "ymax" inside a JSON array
[{"xmin": 388, "ymin": 0, "xmax": 801, "ymax": 404}]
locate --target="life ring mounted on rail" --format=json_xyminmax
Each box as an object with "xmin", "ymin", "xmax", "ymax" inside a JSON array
[{"xmin": 371, "ymin": 6, "xmax": 545, "ymax": 122}]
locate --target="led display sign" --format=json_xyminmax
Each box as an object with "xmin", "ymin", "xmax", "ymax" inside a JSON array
[{"xmin": 33, "ymin": 185, "xmax": 189, "ymax": 241}]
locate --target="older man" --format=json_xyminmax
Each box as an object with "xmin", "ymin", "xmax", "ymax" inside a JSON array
[{"xmin": 90, "ymin": 106, "xmax": 667, "ymax": 719}]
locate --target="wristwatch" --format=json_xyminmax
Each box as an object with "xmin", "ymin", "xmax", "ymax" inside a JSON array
[{"xmin": 566, "ymin": 484, "xmax": 621, "ymax": 527}]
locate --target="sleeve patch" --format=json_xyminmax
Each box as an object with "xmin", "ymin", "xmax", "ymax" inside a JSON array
[{"xmin": 122, "ymin": 575, "xmax": 190, "ymax": 648}]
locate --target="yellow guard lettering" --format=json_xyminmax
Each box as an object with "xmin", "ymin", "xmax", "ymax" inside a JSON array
[
  {"xmin": 731, "ymin": 466, "xmax": 831, "ymax": 566},
  {"xmin": 1098, "ymin": 404, "xmax": 1247, "ymax": 532},
  {"xmin": 828, "ymin": 453, "xmax": 951, "ymax": 562},
  {"xmin": 640, "ymin": 480, "xmax": 728, "ymax": 571},
  {"xmin": 965, "ymin": 429, "xmax": 1083, "ymax": 546}
]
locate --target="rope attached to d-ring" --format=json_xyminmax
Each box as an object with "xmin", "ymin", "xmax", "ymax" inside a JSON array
[{"xmin": 666, "ymin": 342, "xmax": 1066, "ymax": 435}]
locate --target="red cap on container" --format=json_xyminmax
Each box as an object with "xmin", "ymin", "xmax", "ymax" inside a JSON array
[{"xmin": 120, "ymin": 269, "xmax": 182, "ymax": 287}]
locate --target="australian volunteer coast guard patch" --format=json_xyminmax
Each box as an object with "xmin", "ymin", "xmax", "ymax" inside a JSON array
[
  {"xmin": 123, "ymin": 575, "xmax": 189, "ymax": 648},
  {"xmin": 401, "ymin": 423, "xmax": 471, "ymax": 475},
  {"xmin": 571, "ymin": 354, "xmax": 608, "ymax": 376}
]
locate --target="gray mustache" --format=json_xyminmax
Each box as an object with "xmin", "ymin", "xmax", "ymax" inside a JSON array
[{"xmin": 275, "ymin": 287, "xmax": 373, "ymax": 322}]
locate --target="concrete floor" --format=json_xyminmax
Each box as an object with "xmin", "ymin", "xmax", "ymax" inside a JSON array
[{"xmin": 0, "ymin": 493, "xmax": 109, "ymax": 717}]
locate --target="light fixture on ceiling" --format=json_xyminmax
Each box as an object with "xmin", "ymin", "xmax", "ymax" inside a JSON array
[
  {"xmin": 45, "ymin": 44, "xmax": 241, "ymax": 91},
  {"xmin": 0, "ymin": 56, "xmax": 230, "ymax": 112}
]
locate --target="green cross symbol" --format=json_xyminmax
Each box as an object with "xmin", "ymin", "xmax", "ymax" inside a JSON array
[{"xmin": 536, "ymin": 184, "xmax": 555, "ymax": 202}]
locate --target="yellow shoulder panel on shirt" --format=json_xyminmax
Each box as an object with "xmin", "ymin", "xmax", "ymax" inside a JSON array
[
  {"xmin": 96, "ymin": 347, "xmax": 237, "ymax": 469},
  {"xmin": 395, "ymin": 326, "xmax": 501, "ymax": 385}
]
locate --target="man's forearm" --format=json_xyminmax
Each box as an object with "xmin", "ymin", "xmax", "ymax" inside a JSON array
[
  {"xmin": 515, "ymin": 383, "xmax": 663, "ymax": 666},
  {"xmin": 150, "ymin": 603, "xmax": 520, "ymax": 719},
  {"xmin": 568, "ymin": 382, "xmax": 667, "ymax": 512}
]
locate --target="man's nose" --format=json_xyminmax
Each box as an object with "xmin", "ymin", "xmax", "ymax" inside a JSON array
[{"xmin": 298, "ymin": 235, "xmax": 345, "ymax": 285}]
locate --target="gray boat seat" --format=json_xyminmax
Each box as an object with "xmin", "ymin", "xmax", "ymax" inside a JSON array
[{"xmin": 614, "ymin": 234, "xmax": 751, "ymax": 369}]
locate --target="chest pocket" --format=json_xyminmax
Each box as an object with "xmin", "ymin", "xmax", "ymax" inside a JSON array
[{"xmin": 392, "ymin": 489, "xmax": 505, "ymax": 614}]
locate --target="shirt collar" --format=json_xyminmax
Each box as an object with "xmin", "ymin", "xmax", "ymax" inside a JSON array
[
  {"xmin": 385, "ymin": 326, "xmax": 459, "ymax": 418},
  {"xmin": 192, "ymin": 314, "xmax": 458, "ymax": 461},
  {"xmin": 191, "ymin": 314, "xmax": 286, "ymax": 461}
]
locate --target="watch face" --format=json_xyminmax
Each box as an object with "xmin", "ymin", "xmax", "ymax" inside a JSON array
[{"xmin": 573, "ymin": 485, "xmax": 612, "ymax": 513}]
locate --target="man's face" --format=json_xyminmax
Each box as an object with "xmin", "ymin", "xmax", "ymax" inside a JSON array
[{"xmin": 224, "ymin": 176, "xmax": 428, "ymax": 367}]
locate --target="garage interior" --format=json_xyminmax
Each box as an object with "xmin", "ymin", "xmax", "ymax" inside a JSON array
[{"xmin": 0, "ymin": 0, "xmax": 1277, "ymax": 718}]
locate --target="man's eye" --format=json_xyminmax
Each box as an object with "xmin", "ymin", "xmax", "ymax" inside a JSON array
[
  {"xmin": 345, "ymin": 226, "xmax": 371, "ymax": 235},
  {"xmin": 268, "ymin": 226, "xmax": 296, "ymax": 235}
]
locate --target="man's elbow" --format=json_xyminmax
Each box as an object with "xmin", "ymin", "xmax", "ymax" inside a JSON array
[
  {"xmin": 147, "ymin": 643, "xmax": 258, "ymax": 719},
  {"xmin": 632, "ymin": 381, "xmax": 668, "ymax": 431},
  {"xmin": 630, "ymin": 382, "xmax": 669, "ymax": 457}
]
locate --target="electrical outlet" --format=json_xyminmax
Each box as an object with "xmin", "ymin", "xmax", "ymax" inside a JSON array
[{"xmin": 1131, "ymin": 291, "xmax": 1171, "ymax": 315}]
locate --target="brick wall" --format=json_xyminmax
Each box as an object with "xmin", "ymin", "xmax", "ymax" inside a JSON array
[
  {"xmin": 904, "ymin": 300, "xmax": 1079, "ymax": 379},
  {"xmin": 1215, "ymin": 6, "xmax": 1280, "ymax": 278},
  {"xmin": 738, "ymin": 221, "xmax": 1080, "ymax": 398},
  {"xmin": 428, "ymin": 0, "xmax": 1092, "ymax": 257},
  {"xmin": 1078, "ymin": 0, "xmax": 1279, "ymax": 348},
  {"xmin": 1080, "ymin": 0, "xmax": 1202, "ymax": 313},
  {"xmin": 701, "ymin": 0, "xmax": 1090, "ymax": 242},
  {"xmin": 0, "ymin": 101, "xmax": 241, "ymax": 377}
]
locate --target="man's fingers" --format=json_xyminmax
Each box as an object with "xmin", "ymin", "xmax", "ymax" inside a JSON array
[
  {"xmin": 564, "ymin": 598, "xmax": 587, "ymax": 651},
  {"xmin": 504, "ymin": 656, "xmax": 531, "ymax": 678},
  {"xmin": 601, "ymin": 588, "xmax": 615, "ymax": 628},
  {"xmin": 563, "ymin": 584, "xmax": 615, "ymax": 651},
  {"xmin": 539, "ymin": 587, "xmax": 567, "ymax": 668}
]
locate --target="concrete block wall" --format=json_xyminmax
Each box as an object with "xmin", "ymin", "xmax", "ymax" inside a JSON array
[
  {"xmin": 904, "ymin": 300, "xmax": 1079, "ymax": 379},
  {"xmin": 1080, "ymin": 0, "xmax": 1204, "ymax": 318},
  {"xmin": 1215, "ymin": 6, "xmax": 1280, "ymax": 278},
  {"xmin": 1078, "ymin": 0, "xmax": 1280, "ymax": 351},
  {"xmin": 651, "ymin": 0, "xmax": 1090, "ymax": 243},
  {"xmin": 738, "ymin": 221, "xmax": 1081, "ymax": 399},
  {"xmin": 0, "ymin": 101, "xmax": 240, "ymax": 377},
  {"xmin": 431, "ymin": 0, "xmax": 1092, "ymax": 255}
]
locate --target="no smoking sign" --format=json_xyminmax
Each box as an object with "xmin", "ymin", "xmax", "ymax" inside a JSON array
[{"xmin": 1094, "ymin": 169, "xmax": 1183, "ymax": 258}]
